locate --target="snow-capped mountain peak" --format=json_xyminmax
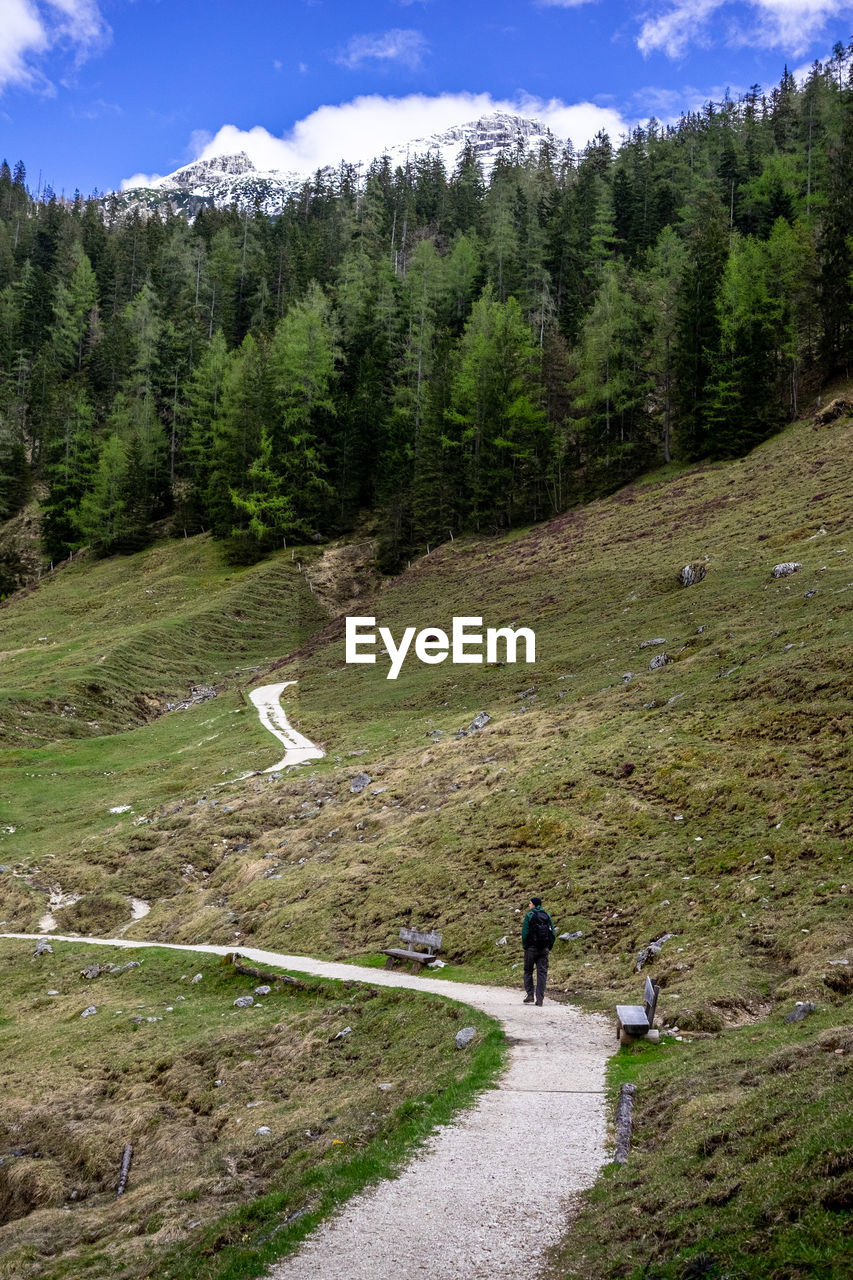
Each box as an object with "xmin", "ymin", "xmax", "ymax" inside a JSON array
[{"xmin": 120, "ymin": 112, "xmax": 562, "ymax": 217}]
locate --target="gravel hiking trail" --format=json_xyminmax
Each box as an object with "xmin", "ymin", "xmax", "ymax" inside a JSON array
[
  {"xmin": 3, "ymin": 683, "xmax": 614, "ymax": 1276},
  {"xmin": 248, "ymin": 681, "xmax": 326, "ymax": 772},
  {"xmin": 2, "ymin": 933, "xmax": 613, "ymax": 1279}
]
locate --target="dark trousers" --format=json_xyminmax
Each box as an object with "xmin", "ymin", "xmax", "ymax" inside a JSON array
[{"xmin": 523, "ymin": 946, "xmax": 549, "ymax": 1001}]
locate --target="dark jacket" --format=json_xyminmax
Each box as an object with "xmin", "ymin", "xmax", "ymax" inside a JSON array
[{"xmin": 522, "ymin": 906, "xmax": 555, "ymax": 950}]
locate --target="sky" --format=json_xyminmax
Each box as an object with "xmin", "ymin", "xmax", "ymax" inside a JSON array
[{"xmin": 0, "ymin": 0, "xmax": 851, "ymax": 196}]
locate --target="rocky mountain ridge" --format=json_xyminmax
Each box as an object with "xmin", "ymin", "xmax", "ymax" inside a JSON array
[{"xmin": 117, "ymin": 111, "xmax": 560, "ymax": 217}]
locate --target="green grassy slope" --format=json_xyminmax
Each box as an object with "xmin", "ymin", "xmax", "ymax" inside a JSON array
[
  {"xmin": 0, "ymin": 406, "xmax": 850, "ymax": 1277},
  {"xmin": 0, "ymin": 940, "xmax": 502, "ymax": 1280}
]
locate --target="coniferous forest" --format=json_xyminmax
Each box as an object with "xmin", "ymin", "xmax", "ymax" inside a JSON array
[{"xmin": 2, "ymin": 51, "xmax": 853, "ymax": 581}]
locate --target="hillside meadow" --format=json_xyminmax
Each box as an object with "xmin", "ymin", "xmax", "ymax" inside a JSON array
[{"xmin": 0, "ymin": 402, "xmax": 850, "ymax": 1277}]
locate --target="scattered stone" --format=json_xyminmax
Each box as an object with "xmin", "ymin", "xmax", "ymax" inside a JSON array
[
  {"xmin": 81, "ymin": 962, "xmax": 112, "ymax": 980},
  {"xmin": 785, "ymin": 1001, "xmax": 818, "ymax": 1023},
  {"xmin": 80, "ymin": 1005, "xmax": 98, "ymax": 1018},
  {"xmin": 378, "ymin": 1083, "xmax": 393, "ymax": 1091},
  {"xmin": 559, "ymin": 931, "xmax": 583, "ymax": 942},
  {"xmin": 772, "ymin": 562, "xmax": 802, "ymax": 578},
  {"xmin": 255, "ymin": 1126, "xmax": 272, "ymax": 1136},
  {"xmin": 254, "ymin": 985, "xmax": 271, "ymax": 996},
  {"xmin": 804, "ymin": 589, "xmax": 817, "ymax": 598},
  {"xmin": 47, "ymin": 989, "xmax": 59, "ymax": 995},
  {"xmin": 496, "ymin": 936, "xmax": 508, "ymax": 946},
  {"xmin": 458, "ymin": 711, "xmax": 491, "ymax": 737},
  {"xmin": 637, "ymin": 934, "xmax": 675, "ymax": 972},
  {"xmin": 0, "ymin": 865, "xmax": 11, "ymax": 873},
  {"xmin": 33, "ymin": 940, "xmax": 53, "ymax": 957},
  {"xmin": 165, "ymin": 685, "xmax": 217, "ymax": 712},
  {"xmin": 427, "ymin": 958, "xmax": 446, "ymax": 968},
  {"xmin": 678, "ymin": 563, "xmax": 706, "ymax": 587},
  {"xmin": 233, "ymin": 995, "xmax": 254, "ymax": 1008},
  {"xmin": 334, "ymin": 1026, "xmax": 353, "ymax": 1040},
  {"xmin": 350, "ymin": 772, "xmax": 371, "ymax": 795},
  {"xmin": 649, "ymin": 653, "xmax": 672, "ymax": 671},
  {"xmin": 621, "ymin": 672, "xmax": 634, "ymax": 682},
  {"xmin": 191, "ymin": 973, "xmax": 203, "ymax": 984},
  {"xmin": 455, "ymin": 1027, "xmax": 476, "ymax": 1049},
  {"xmin": 639, "ymin": 638, "xmax": 667, "ymax": 648}
]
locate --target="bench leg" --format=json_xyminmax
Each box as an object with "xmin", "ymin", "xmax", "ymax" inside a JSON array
[{"xmin": 384, "ymin": 956, "xmax": 398, "ymax": 970}]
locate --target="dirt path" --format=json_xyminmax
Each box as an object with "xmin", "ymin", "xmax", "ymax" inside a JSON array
[
  {"xmin": 1, "ymin": 932, "xmax": 613, "ymax": 1279},
  {"xmin": 248, "ymin": 681, "xmax": 325, "ymax": 772}
]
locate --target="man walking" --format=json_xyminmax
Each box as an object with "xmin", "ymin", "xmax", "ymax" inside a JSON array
[{"xmin": 522, "ymin": 895, "xmax": 555, "ymax": 1006}]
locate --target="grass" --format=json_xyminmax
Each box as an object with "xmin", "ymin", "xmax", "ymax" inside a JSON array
[
  {"xmin": 0, "ymin": 404, "xmax": 850, "ymax": 1276},
  {"xmin": 543, "ymin": 1011, "xmax": 852, "ymax": 1280},
  {"xmin": 0, "ymin": 940, "xmax": 504, "ymax": 1280}
]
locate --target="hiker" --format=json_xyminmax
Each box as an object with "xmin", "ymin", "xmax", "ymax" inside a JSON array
[{"xmin": 522, "ymin": 896, "xmax": 555, "ymax": 1005}]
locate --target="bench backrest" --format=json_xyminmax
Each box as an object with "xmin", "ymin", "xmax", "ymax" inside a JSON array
[
  {"xmin": 643, "ymin": 976, "xmax": 660, "ymax": 1026},
  {"xmin": 399, "ymin": 927, "xmax": 442, "ymax": 952}
]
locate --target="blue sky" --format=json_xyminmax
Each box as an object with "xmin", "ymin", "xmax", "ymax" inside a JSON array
[{"xmin": 1, "ymin": 0, "xmax": 851, "ymax": 195}]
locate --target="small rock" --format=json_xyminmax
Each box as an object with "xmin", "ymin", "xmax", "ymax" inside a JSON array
[
  {"xmin": 455, "ymin": 1027, "xmax": 476, "ymax": 1049},
  {"xmin": 678, "ymin": 563, "xmax": 706, "ymax": 587},
  {"xmin": 350, "ymin": 772, "xmax": 371, "ymax": 795},
  {"xmin": 785, "ymin": 1001, "xmax": 817, "ymax": 1023},
  {"xmin": 334, "ymin": 1026, "xmax": 353, "ymax": 1040},
  {"xmin": 427, "ymin": 958, "xmax": 446, "ymax": 968},
  {"xmin": 467, "ymin": 711, "xmax": 491, "ymax": 733},
  {"xmin": 33, "ymin": 940, "xmax": 53, "ymax": 956},
  {"xmin": 496, "ymin": 936, "xmax": 508, "ymax": 946},
  {"xmin": 637, "ymin": 933, "xmax": 675, "ymax": 971},
  {"xmin": 378, "ymin": 1083, "xmax": 394, "ymax": 1091},
  {"xmin": 191, "ymin": 973, "xmax": 203, "ymax": 984},
  {"xmin": 80, "ymin": 1006, "xmax": 98, "ymax": 1018},
  {"xmin": 772, "ymin": 562, "xmax": 802, "ymax": 578},
  {"xmin": 255, "ymin": 1126, "xmax": 272, "ymax": 1136},
  {"xmin": 254, "ymin": 985, "xmax": 271, "ymax": 996},
  {"xmin": 649, "ymin": 652, "xmax": 672, "ymax": 671},
  {"xmin": 639, "ymin": 638, "xmax": 667, "ymax": 648},
  {"xmin": 234, "ymin": 996, "xmax": 254, "ymax": 1008},
  {"xmin": 559, "ymin": 930, "xmax": 583, "ymax": 942}
]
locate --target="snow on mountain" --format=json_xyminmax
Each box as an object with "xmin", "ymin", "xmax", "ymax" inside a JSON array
[{"xmin": 118, "ymin": 112, "xmax": 561, "ymax": 217}]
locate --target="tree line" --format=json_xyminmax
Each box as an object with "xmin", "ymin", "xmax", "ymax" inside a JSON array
[{"xmin": 1, "ymin": 47, "xmax": 853, "ymax": 579}]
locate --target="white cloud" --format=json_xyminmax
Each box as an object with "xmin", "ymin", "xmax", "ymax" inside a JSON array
[
  {"xmin": 122, "ymin": 170, "xmax": 164, "ymax": 188},
  {"xmin": 0, "ymin": 0, "xmax": 109, "ymax": 92},
  {"xmin": 637, "ymin": 0, "xmax": 726, "ymax": 58},
  {"xmin": 335, "ymin": 29, "xmax": 429, "ymax": 70},
  {"xmin": 535, "ymin": 0, "xmax": 599, "ymax": 8},
  {"xmin": 121, "ymin": 92, "xmax": 630, "ymax": 189},
  {"xmin": 638, "ymin": 0, "xmax": 853, "ymax": 59}
]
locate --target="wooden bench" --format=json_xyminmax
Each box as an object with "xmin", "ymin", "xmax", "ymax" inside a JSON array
[
  {"xmin": 616, "ymin": 976, "xmax": 660, "ymax": 1045},
  {"xmin": 384, "ymin": 927, "xmax": 442, "ymax": 971}
]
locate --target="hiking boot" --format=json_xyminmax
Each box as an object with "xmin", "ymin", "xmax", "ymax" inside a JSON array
[
  {"xmin": 523, "ymin": 995, "xmax": 535, "ymax": 1003},
  {"xmin": 535, "ymin": 999, "xmax": 543, "ymax": 1006}
]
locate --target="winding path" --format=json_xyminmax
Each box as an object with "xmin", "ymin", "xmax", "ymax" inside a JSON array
[
  {"xmin": 248, "ymin": 681, "xmax": 325, "ymax": 772},
  {"xmin": 3, "ymin": 683, "xmax": 613, "ymax": 1276},
  {"xmin": 1, "ymin": 932, "xmax": 613, "ymax": 1279}
]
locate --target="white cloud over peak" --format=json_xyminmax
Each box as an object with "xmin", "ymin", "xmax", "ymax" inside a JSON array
[
  {"xmin": 0, "ymin": 0, "xmax": 109, "ymax": 92},
  {"xmin": 335, "ymin": 29, "xmax": 429, "ymax": 70},
  {"xmin": 121, "ymin": 92, "xmax": 630, "ymax": 190},
  {"xmin": 638, "ymin": 0, "xmax": 853, "ymax": 59}
]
